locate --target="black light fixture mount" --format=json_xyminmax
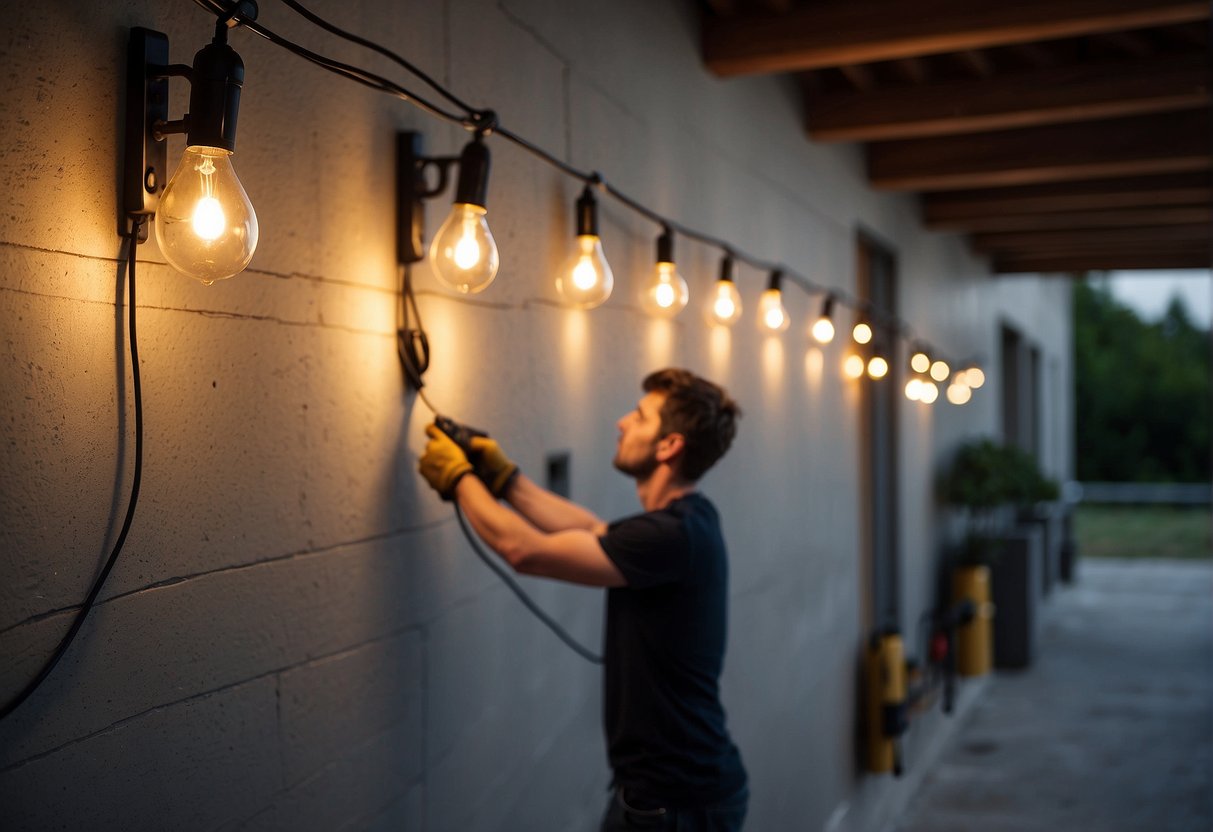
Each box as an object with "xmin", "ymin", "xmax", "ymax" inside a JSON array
[
  {"xmin": 396, "ymin": 126, "xmax": 495, "ymax": 265},
  {"xmin": 123, "ymin": 4, "xmax": 257, "ymax": 238},
  {"xmin": 123, "ymin": 3, "xmax": 259, "ymax": 284}
]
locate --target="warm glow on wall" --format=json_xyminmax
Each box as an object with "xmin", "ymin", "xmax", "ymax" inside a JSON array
[{"xmin": 843, "ymin": 353, "xmax": 866, "ymax": 379}]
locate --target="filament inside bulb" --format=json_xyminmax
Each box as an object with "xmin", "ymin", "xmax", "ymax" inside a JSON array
[
  {"xmin": 715, "ymin": 296, "xmax": 736, "ymax": 320},
  {"xmin": 654, "ymin": 283, "xmax": 675, "ymax": 308},
  {"xmin": 453, "ymin": 228, "xmax": 482, "ymax": 269},
  {"xmin": 192, "ymin": 196, "xmax": 225, "ymax": 241},
  {"xmin": 573, "ymin": 257, "xmax": 599, "ymax": 291}
]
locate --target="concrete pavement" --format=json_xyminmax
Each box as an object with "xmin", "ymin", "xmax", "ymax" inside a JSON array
[{"xmin": 888, "ymin": 558, "xmax": 1213, "ymax": 832}]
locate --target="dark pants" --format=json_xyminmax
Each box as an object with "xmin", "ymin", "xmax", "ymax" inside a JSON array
[{"xmin": 599, "ymin": 785, "xmax": 748, "ymax": 832}]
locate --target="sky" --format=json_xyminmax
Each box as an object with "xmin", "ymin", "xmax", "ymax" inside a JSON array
[{"xmin": 1098, "ymin": 269, "xmax": 1212, "ymax": 329}]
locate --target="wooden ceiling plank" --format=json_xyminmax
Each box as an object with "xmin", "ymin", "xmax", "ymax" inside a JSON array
[
  {"xmin": 994, "ymin": 249, "xmax": 1210, "ymax": 272},
  {"xmin": 868, "ymin": 110, "xmax": 1211, "ymax": 191},
  {"xmin": 893, "ymin": 57, "xmax": 930, "ymax": 84},
  {"xmin": 839, "ymin": 63, "xmax": 877, "ymax": 92},
  {"xmin": 703, "ymin": 0, "xmax": 1209, "ymax": 77},
  {"xmin": 927, "ymin": 204, "xmax": 1212, "ymax": 232},
  {"xmin": 922, "ymin": 173, "xmax": 1211, "ymax": 219},
  {"xmin": 956, "ymin": 49, "xmax": 996, "ymax": 77},
  {"xmin": 1098, "ymin": 29, "xmax": 1156, "ymax": 55},
  {"xmin": 971, "ymin": 223, "xmax": 1210, "ymax": 252},
  {"xmin": 808, "ymin": 53, "xmax": 1208, "ymax": 142}
]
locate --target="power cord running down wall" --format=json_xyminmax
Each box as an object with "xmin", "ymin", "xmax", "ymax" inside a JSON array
[
  {"xmin": 400, "ymin": 264, "xmax": 601, "ymax": 665},
  {"xmin": 1, "ymin": 218, "xmax": 147, "ymax": 721}
]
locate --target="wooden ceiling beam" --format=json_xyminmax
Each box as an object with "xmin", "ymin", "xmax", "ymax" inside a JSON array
[
  {"xmin": 868, "ymin": 110, "xmax": 1210, "ymax": 191},
  {"xmin": 808, "ymin": 53, "xmax": 1208, "ymax": 142},
  {"xmin": 993, "ymin": 248, "xmax": 1210, "ymax": 272},
  {"xmin": 971, "ymin": 223, "xmax": 1210, "ymax": 253},
  {"xmin": 922, "ymin": 173, "xmax": 1211, "ymax": 221},
  {"xmin": 928, "ymin": 204, "xmax": 1211, "ymax": 233},
  {"xmin": 703, "ymin": 0, "xmax": 1209, "ymax": 77}
]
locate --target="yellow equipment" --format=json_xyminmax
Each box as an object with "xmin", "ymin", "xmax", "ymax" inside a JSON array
[
  {"xmin": 953, "ymin": 565, "xmax": 994, "ymax": 676},
  {"xmin": 864, "ymin": 630, "xmax": 907, "ymax": 775}
]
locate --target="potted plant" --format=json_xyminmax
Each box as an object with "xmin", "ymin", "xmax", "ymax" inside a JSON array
[{"xmin": 940, "ymin": 439, "xmax": 1060, "ymax": 673}]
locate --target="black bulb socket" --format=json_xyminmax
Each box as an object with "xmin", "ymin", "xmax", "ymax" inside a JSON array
[
  {"xmin": 719, "ymin": 254, "xmax": 735, "ymax": 283},
  {"xmin": 820, "ymin": 293, "xmax": 835, "ymax": 319},
  {"xmin": 185, "ymin": 40, "xmax": 245, "ymax": 152},
  {"xmin": 454, "ymin": 134, "xmax": 491, "ymax": 208},
  {"xmin": 656, "ymin": 229, "xmax": 675, "ymax": 264},
  {"xmin": 575, "ymin": 186, "xmax": 599, "ymax": 237},
  {"xmin": 767, "ymin": 270, "xmax": 783, "ymax": 292}
]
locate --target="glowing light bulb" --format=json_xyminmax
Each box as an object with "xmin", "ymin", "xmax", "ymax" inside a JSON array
[
  {"xmin": 920, "ymin": 381, "xmax": 939, "ymax": 404},
  {"xmin": 853, "ymin": 321, "xmax": 873, "ymax": 345},
  {"xmin": 812, "ymin": 295, "xmax": 836, "ymax": 343},
  {"xmin": 757, "ymin": 288, "xmax": 790, "ymax": 333},
  {"xmin": 947, "ymin": 382, "xmax": 972, "ymax": 405},
  {"xmin": 843, "ymin": 354, "xmax": 866, "ymax": 379},
  {"xmin": 929, "ymin": 359, "xmax": 950, "ymax": 382},
  {"xmin": 966, "ymin": 367, "xmax": 986, "ymax": 389},
  {"xmin": 707, "ymin": 279, "xmax": 743, "ymax": 327},
  {"xmin": 867, "ymin": 356, "xmax": 889, "ymax": 379},
  {"xmin": 643, "ymin": 261, "xmax": 689, "ymax": 317},
  {"xmin": 155, "ymin": 147, "xmax": 258, "ymax": 285},
  {"xmin": 911, "ymin": 351, "xmax": 930, "ymax": 374},
  {"xmin": 905, "ymin": 378, "xmax": 923, "ymax": 401},
  {"xmin": 430, "ymin": 203, "xmax": 499, "ymax": 294},
  {"xmin": 558, "ymin": 235, "xmax": 613, "ymax": 308}
]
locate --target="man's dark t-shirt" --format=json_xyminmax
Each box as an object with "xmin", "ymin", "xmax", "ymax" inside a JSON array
[{"xmin": 598, "ymin": 492, "xmax": 746, "ymax": 808}]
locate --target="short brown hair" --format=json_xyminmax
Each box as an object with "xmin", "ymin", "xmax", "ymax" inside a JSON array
[{"xmin": 642, "ymin": 368, "xmax": 742, "ymax": 481}]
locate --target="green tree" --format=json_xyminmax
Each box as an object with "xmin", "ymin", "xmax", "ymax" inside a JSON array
[{"xmin": 1073, "ymin": 280, "xmax": 1211, "ymax": 482}]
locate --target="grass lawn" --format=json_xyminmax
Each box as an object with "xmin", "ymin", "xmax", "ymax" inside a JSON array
[{"xmin": 1075, "ymin": 505, "xmax": 1212, "ymax": 560}]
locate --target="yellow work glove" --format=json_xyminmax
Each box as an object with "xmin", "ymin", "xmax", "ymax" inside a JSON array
[
  {"xmin": 469, "ymin": 436, "xmax": 520, "ymax": 498},
  {"xmin": 419, "ymin": 424, "xmax": 473, "ymax": 500}
]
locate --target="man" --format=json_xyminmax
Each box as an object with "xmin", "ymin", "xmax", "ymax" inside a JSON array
[{"xmin": 418, "ymin": 368, "xmax": 748, "ymax": 830}]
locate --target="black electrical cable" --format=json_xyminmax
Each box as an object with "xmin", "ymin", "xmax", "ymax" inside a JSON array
[
  {"xmin": 276, "ymin": 0, "xmax": 482, "ymax": 118},
  {"xmin": 396, "ymin": 266, "xmax": 596, "ymax": 662},
  {"xmin": 454, "ymin": 504, "xmax": 603, "ymax": 665},
  {"xmin": 0, "ymin": 219, "xmax": 146, "ymax": 721},
  {"xmin": 188, "ymin": 0, "xmax": 476, "ymax": 127},
  {"xmin": 397, "ymin": 264, "xmax": 430, "ymax": 392}
]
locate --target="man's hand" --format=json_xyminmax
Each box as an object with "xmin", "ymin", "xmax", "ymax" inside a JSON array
[
  {"xmin": 469, "ymin": 436, "xmax": 520, "ymax": 498},
  {"xmin": 419, "ymin": 424, "xmax": 473, "ymax": 500}
]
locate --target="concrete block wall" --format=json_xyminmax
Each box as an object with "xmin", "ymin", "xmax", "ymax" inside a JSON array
[{"xmin": 0, "ymin": 1, "xmax": 1073, "ymax": 830}]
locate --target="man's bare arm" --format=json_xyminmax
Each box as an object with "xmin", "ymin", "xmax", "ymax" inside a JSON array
[
  {"xmin": 455, "ymin": 475, "xmax": 623, "ymax": 587},
  {"xmin": 503, "ymin": 473, "xmax": 608, "ymax": 536}
]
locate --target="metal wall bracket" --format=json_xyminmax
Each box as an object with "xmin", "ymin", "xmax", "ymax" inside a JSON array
[{"xmin": 122, "ymin": 27, "xmax": 170, "ymax": 242}]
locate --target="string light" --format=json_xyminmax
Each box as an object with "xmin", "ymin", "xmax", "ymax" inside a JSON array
[
  {"xmin": 757, "ymin": 271, "xmax": 790, "ymax": 333},
  {"xmin": 811, "ymin": 294, "xmax": 836, "ymax": 344},
  {"xmin": 929, "ymin": 359, "xmax": 950, "ymax": 383},
  {"xmin": 707, "ymin": 255, "xmax": 743, "ymax": 327},
  {"xmin": 642, "ymin": 228, "xmax": 689, "ymax": 317},
  {"xmin": 852, "ymin": 313, "xmax": 873, "ymax": 345},
  {"xmin": 947, "ymin": 381, "xmax": 972, "ymax": 405},
  {"xmin": 429, "ymin": 133, "xmax": 499, "ymax": 294},
  {"xmin": 910, "ymin": 348, "xmax": 930, "ymax": 374},
  {"xmin": 181, "ymin": 0, "xmax": 986, "ymax": 397},
  {"xmin": 867, "ymin": 354, "xmax": 889, "ymax": 379},
  {"xmin": 557, "ymin": 185, "xmax": 613, "ymax": 308},
  {"xmin": 905, "ymin": 377, "xmax": 924, "ymax": 401}
]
